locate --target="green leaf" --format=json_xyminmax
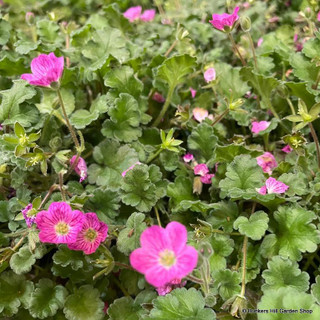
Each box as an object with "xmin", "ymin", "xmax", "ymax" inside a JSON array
[
  {"xmin": 29, "ymin": 279, "xmax": 68, "ymax": 319},
  {"xmin": 9, "ymin": 245, "xmax": 36, "ymax": 275},
  {"xmin": 82, "ymin": 26, "xmax": 129, "ymax": 70},
  {"xmin": 0, "ymin": 19, "xmax": 12, "ymax": 45},
  {"xmin": 234, "ymin": 211, "xmax": 269, "ymax": 240},
  {"xmin": 149, "ymin": 288, "xmax": 216, "ymax": 320},
  {"xmin": 261, "ymin": 205, "xmax": 320, "ymax": 261},
  {"xmin": 104, "ymin": 66, "xmax": 143, "ymax": 99},
  {"xmin": 290, "ymin": 52, "xmax": 320, "ymax": 83},
  {"xmin": 209, "ymin": 234, "xmax": 234, "ymax": 271},
  {"xmin": 156, "ymin": 54, "xmax": 197, "ymax": 89},
  {"xmin": 0, "ymin": 80, "xmax": 36, "ymax": 122},
  {"xmin": 240, "ymin": 67, "xmax": 280, "ymax": 109},
  {"xmin": 63, "ymin": 285, "xmax": 104, "ymax": 320},
  {"xmin": 278, "ymin": 172, "xmax": 308, "ymax": 196},
  {"xmin": 0, "ymin": 56, "xmax": 28, "ymax": 76},
  {"xmin": 215, "ymin": 63, "xmax": 250, "ymax": 99},
  {"xmin": 311, "ymin": 275, "xmax": 320, "ymax": 304},
  {"xmin": 0, "ymin": 271, "xmax": 34, "ymax": 317},
  {"xmin": 257, "ymin": 288, "xmax": 320, "ymax": 320},
  {"xmin": 261, "ymin": 256, "xmax": 309, "ymax": 292},
  {"xmin": 117, "ymin": 212, "xmax": 147, "ymax": 255},
  {"xmin": 36, "ymin": 19, "xmax": 62, "ymax": 48},
  {"xmin": 303, "ymin": 38, "xmax": 320, "ymax": 61},
  {"xmin": 52, "ymin": 245, "xmax": 84, "ymax": 270},
  {"xmin": 167, "ymin": 176, "xmax": 196, "ymax": 212},
  {"xmin": 188, "ymin": 122, "xmax": 218, "ymax": 163},
  {"xmin": 88, "ymin": 139, "xmax": 139, "ymax": 190},
  {"xmin": 214, "ymin": 145, "xmax": 261, "ymax": 163},
  {"xmin": 85, "ymin": 188, "xmax": 121, "ymax": 224},
  {"xmin": 212, "ymin": 270, "xmax": 241, "ymax": 300},
  {"xmin": 101, "ymin": 93, "xmax": 142, "ymax": 142},
  {"xmin": 108, "ymin": 296, "xmax": 145, "ymax": 320},
  {"xmin": 14, "ymin": 39, "xmax": 40, "ymax": 55},
  {"xmin": 120, "ymin": 164, "xmax": 167, "ymax": 212},
  {"xmin": 219, "ymin": 155, "xmax": 264, "ymax": 199}
]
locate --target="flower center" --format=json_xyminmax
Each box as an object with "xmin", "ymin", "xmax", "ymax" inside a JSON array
[
  {"xmin": 84, "ymin": 228, "xmax": 98, "ymax": 242},
  {"xmin": 159, "ymin": 249, "xmax": 176, "ymax": 268},
  {"xmin": 55, "ymin": 222, "xmax": 69, "ymax": 235}
]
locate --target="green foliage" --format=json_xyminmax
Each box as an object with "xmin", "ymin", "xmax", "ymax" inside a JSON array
[
  {"xmin": 149, "ymin": 288, "xmax": 216, "ymax": 319},
  {"xmin": 234, "ymin": 211, "xmax": 269, "ymax": 240},
  {"xmin": 212, "ymin": 270, "xmax": 241, "ymax": 300},
  {"xmin": 219, "ymin": 155, "xmax": 264, "ymax": 199},
  {"xmin": 63, "ymin": 285, "xmax": 104, "ymax": 320},
  {"xmin": 261, "ymin": 205, "xmax": 320, "ymax": 261},
  {"xmin": 120, "ymin": 164, "xmax": 167, "ymax": 212},
  {"xmin": 117, "ymin": 212, "xmax": 147, "ymax": 254}
]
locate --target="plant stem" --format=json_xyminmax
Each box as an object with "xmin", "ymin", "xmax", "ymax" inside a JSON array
[
  {"xmin": 154, "ymin": 207, "xmax": 162, "ymax": 227},
  {"xmin": 246, "ymin": 32, "xmax": 258, "ymax": 70},
  {"xmin": 114, "ymin": 261, "xmax": 133, "ymax": 270},
  {"xmin": 165, "ymin": 39, "xmax": 178, "ymax": 57},
  {"xmin": 59, "ymin": 173, "xmax": 66, "ymax": 201},
  {"xmin": 65, "ymin": 33, "xmax": 70, "ymax": 68},
  {"xmin": 240, "ymin": 236, "xmax": 248, "ymax": 296},
  {"xmin": 56, "ymin": 89, "xmax": 80, "ymax": 149},
  {"xmin": 286, "ymin": 98, "xmax": 296, "ymax": 115},
  {"xmin": 308, "ymin": 123, "xmax": 320, "ymax": 169},
  {"xmin": 39, "ymin": 184, "xmax": 59, "ymax": 209},
  {"xmin": 187, "ymin": 274, "xmax": 204, "ymax": 284},
  {"xmin": 263, "ymin": 133, "xmax": 270, "ymax": 151},
  {"xmin": 212, "ymin": 229, "xmax": 242, "ymax": 236},
  {"xmin": 312, "ymin": 69, "xmax": 320, "ymax": 90},
  {"xmin": 146, "ymin": 148, "xmax": 163, "ymax": 164},
  {"xmin": 152, "ymin": 86, "xmax": 175, "ymax": 127},
  {"xmin": 211, "ymin": 109, "xmax": 229, "ymax": 127},
  {"xmin": 227, "ymin": 33, "xmax": 246, "ymax": 66},
  {"xmin": 4, "ymin": 230, "xmax": 28, "ymax": 238}
]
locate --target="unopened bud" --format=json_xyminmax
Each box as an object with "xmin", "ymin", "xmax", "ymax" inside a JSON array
[
  {"xmin": 304, "ymin": 7, "xmax": 312, "ymax": 19},
  {"xmin": 229, "ymin": 98, "xmax": 244, "ymax": 110},
  {"xmin": 25, "ymin": 12, "xmax": 35, "ymax": 25},
  {"xmin": 240, "ymin": 16, "xmax": 251, "ymax": 32},
  {"xmin": 193, "ymin": 176, "xmax": 203, "ymax": 195}
]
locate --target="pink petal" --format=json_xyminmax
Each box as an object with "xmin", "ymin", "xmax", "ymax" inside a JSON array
[
  {"xmin": 257, "ymin": 185, "xmax": 267, "ymax": 195},
  {"xmin": 130, "ymin": 248, "xmax": 159, "ymax": 274},
  {"xmin": 200, "ymin": 173, "xmax": 214, "ymax": 184},
  {"xmin": 251, "ymin": 121, "xmax": 271, "ymax": 134},
  {"xmin": 175, "ymin": 246, "xmax": 198, "ymax": 277},
  {"xmin": 265, "ymin": 177, "xmax": 289, "ymax": 194},
  {"xmin": 203, "ymin": 68, "xmax": 216, "ymax": 83},
  {"xmin": 183, "ymin": 153, "xmax": 194, "ymax": 163},
  {"xmin": 193, "ymin": 108, "xmax": 209, "ymax": 122},
  {"xmin": 165, "ymin": 222, "xmax": 187, "ymax": 254},
  {"xmin": 194, "ymin": 163, "xmax": 209, "ymax": 176},
  {"xmin": 123, "ymin": 6, "xmax": 142, "ymax": 22},
  {"xmin": 140, "ymin": 225, "xmax": 169, "ymax": 252},
  {"xmin": 190, "ymin": 87, "xmax": 197, "ymax": 98},
  {"xmin": 282, "ymin": 145, "xmax": 293, "ymax": 153},
  {"xmin": 145, "ymin": 264, "xmax": 176, "ymax": 287},
  {"xmin": 140, "ymin": 9, "xmax": 156, "ymax": 22}
]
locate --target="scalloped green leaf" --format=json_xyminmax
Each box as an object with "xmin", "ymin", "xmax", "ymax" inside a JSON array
[
  {"xmin": 10, "ymin": 245, "xmax": 36, "ymax": 275},
  {"xmin": 212, "ymin": 269, "xmax": 241, "ymax": 300},
  {"xmin": 234, "ymin": 211, "xmax": 269, "ymax": 240}
]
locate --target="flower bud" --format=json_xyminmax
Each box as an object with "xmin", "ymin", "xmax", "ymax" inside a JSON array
[
  {"xmin": 193, "ymin": 176, "xmax": 203, "ymax": 195},
  {"xmin": 240, "ymin": 16, "xmax": 251, "ymax": 32},
  {"xmin": 25, "ymin": 12, "xmax": 35, "ymax": 25},
  {"xmin": 229, "ymin": 98, "xmax": 244, "ymax": 110},
  {"xmin": 276, "ymin": 84, "xmax": 289, "ymax": 99},
  {"xmin": 304, "ymin": 7, "xmax": 312, "ymax": 19}
]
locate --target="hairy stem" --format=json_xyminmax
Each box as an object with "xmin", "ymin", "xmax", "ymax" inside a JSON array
[
  {"xmin": 246, "ymin": 32, "xmax": 258, "ymax": 70},
  {"xmin": 57, "ymin": 89, "xmax": 80, "ymax": 149},
  {"xmin": 227, "ymin": 33, "xmax": 246, "ymax": 66},
  {"xmin": 308, "ymin": 123, "xmax": 320, "ymax": 169},
  {"xmin": 312, "ymin": 69, "xmax": 320, "ymax": 90},
  {"xmin": 211, "ymin": 109, "xmax": 229, "ymax": 127},
  {"xmin": 146, "ymin": 148, "xmax": 163, "ymax": 164},
  {"xmin": 152, "ymin": 86, "xmax": 175, "ymax": 127},
  {"xmin": 154, "ymin": 207, "xmax": 162, "ymax": 227}
]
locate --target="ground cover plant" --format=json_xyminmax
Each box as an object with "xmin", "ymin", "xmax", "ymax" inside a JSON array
[{"xmin": 2, "ymin": 0, "xmax": 320, "ymax": 319}]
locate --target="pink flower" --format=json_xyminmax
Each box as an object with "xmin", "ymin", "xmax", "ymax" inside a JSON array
[
  {"xmin": 70, "ymin": 156, "xmax": 87, "ymax": 183},
  {"xmin": 256, "ymin": 152, "xmax": 278, "ymax": 174},
  {"xmin": 21, "ymin": 53, "xmax": 64, "ymax": 87},
  {"xmin": 251, "ymin": 121, "xmax": 271, "ymax": 134},
  {"xmin": 35, "ymin": 202, "xmax": 85, "ymax": 244},
  {"xmin": 209, "ymin": 7, "xmax": 240, "ymax": 31},
  {"xmin": 204, "ymin": 68, "xmax": 216, "ymax": 83},
  {"xmin": 140, "ymin": 9, "xmax": 156, "ymax": 22},
  {"xmin": 152, "ymin": 92, "xmax": 165, "ymax": 103},
  {"xmin": 194, "ymin": 163, "xmax": 209, "ymax": 176},
  {"xmin": 269, "ymin": 16, "xmax": 279, "ymax": 23},
  {"xmin": 257, "ymin": 177, "xmax": 289, "ymax": 195},
  {"xmin": 122, "ymin": 161, "xmax": 142, "ymax": 177},
  {"xmin": 22, "ymin": 203, "xmax": 35, "ymax": 228},
  {"xmin": 130, "ymin": 221, "xmax": 198, "ymax": 287},
  {"xmin": 25, "ymin": 12, "xmax": 35, "ymax": 25},
  {"xmin": 318, "ymin": 11, "xmax": 320, "ymax": 22},
  {"xmin": 67, "ymin": 212, "xmax": 108, "ymax": 255},
  {"xmin": 200, "ymin": 173, "xmax": 215, "ymax": 184},
  {"xmin": 190, "ymin": 87, "xmax": 197, "ymax": 98},
  {"xmin": 257, "ymin": 38, "xmax": 263, "ymax": 47},
  {"xmin": 282, "ymin": 145, "xmax": 293, "ymax": 153},
  {"xmin": 193, "ymin": 107, "xmax": 209, "ymax": 122},
  {"xmin": 183, "ymin": 153, "xmax": 194, "ymax": 163},
  {"xmin": 156, "ymin": 278, "xmax": 186, "ymax": 295},
  {"xmin": 123, "ymin": 6, "xmax": 142, "ymax": 22}
]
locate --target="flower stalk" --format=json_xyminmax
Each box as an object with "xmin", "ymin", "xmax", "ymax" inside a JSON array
[
  {"xmin": 152, "ymin": 86, "xmax": 175, "ymax": 127},
  {"xmin": 227, "ymin": 33, "xmax": 246, "ymax": 66},
  {"xmin": 308, "ymin": 123, "xmax": 320, "ymax": 169}
]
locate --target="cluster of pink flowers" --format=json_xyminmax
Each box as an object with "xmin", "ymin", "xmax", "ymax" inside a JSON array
[
  {"xmin": 257, "ymin": 177, "xmax": 289, "ymax": 195},
  {"xmin": 70, "ymin": 156, "xmax": 88, "ymax": 183},
  {"xmin": 192, "ymin": 107, "xmax": 213, "ymax": 122},
  {"xmin": 209, "ymin": 7, "xmax": 240, "ymax": 32},
  {"xmin": 123, "ymin": 6, "xmax": 156, "ymax": 22},
  {"xmin": 256, "ymin": 152, "xmax": 277, "ymax": 174},
  {"xmin": 21, "ymin": 52, "xmax": 64, "ymax": 87},
  {"xmin": 36, "ymin": 202, "xmax": 108, "ymax": 255},
  {"xmin": 194, "ymin": 163, "xmax": 215, "ymax": 184},
  {"xmin": 130, "ymin": 221, "xmax": 198, "ymax": 289},
  {"xmin": 22, "ymin": 203, "xmax": 36, "ymax": 228}
]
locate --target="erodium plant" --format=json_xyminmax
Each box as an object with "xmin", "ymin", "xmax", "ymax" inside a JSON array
[{"xmin": 2, "ymin": 1, "xmax": 320, "ymax": 320}]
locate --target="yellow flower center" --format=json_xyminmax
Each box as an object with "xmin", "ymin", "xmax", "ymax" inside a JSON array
[
  {"xmin": 55, "ymin": 222, "xmax": 69, "ymax": 235},
  {"xmin": 84, "ymin": 228, "xmax": 98, "ymax": 242},
  {"xmin": 159, "ymin": 249, "xmax": 176, "ymax": 268}
]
